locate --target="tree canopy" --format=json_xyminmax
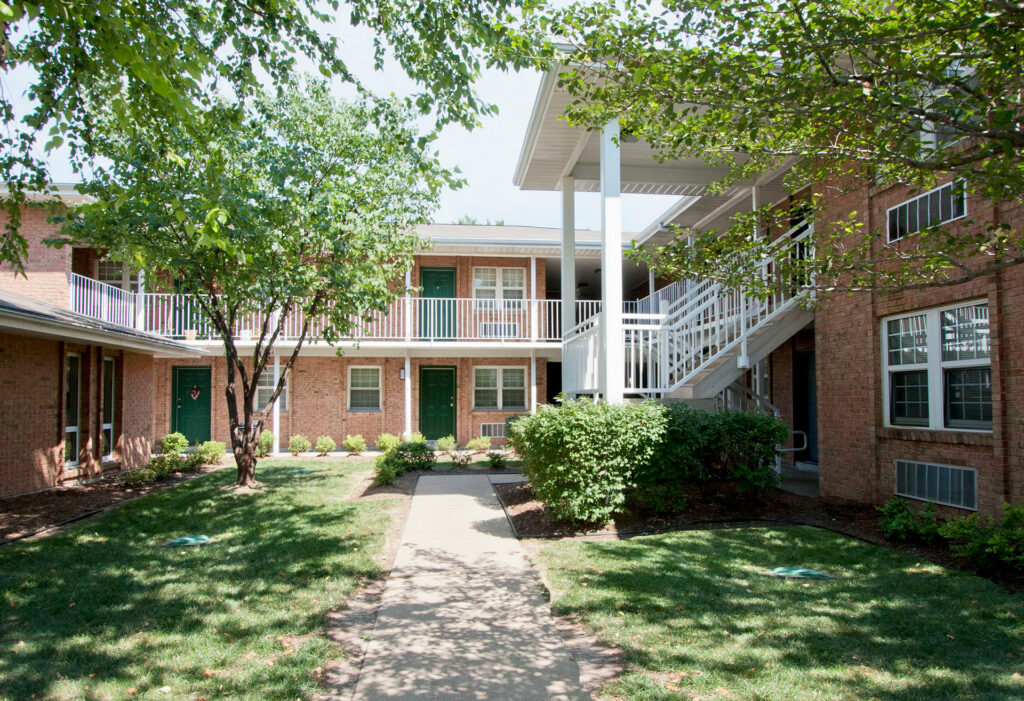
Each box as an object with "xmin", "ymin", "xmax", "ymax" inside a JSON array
[
  {"xmin": 542, "ymin": 0, "xmax": 1024, "ymax": 295},
  {"xmin": 56, "ymin": 81, "xmax": 445, "ymax": 486},
  {"xmin": 0, "ymin": 0, "xmax": 544, "ymax": 271}
]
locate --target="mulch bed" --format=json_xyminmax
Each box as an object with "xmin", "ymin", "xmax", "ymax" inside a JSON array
[
  {"xmin": 495, "ymin": 481, "xmax": 1024, "ymax": 592},
  {"xmin": 0, "ymin": 464, "xmax": 228, "ymax": 544}
]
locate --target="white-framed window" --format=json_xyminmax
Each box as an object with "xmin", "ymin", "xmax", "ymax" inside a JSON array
[
  {"xmin": 64, "ymin": 353, "xmax": 81, "ymax": 466},
  {"xmin": 255, "ymin": 372, "xmax": 287, "ymax": 413},
  {"xmin": 101, "ymin": 357, "xmax": 115, "ymax": 459},
  {"xmin": 473, "ymin": 367, "xmax": 527, "ymax": 410},
  {"xmin": 348, "ymin": 366, "xmax": 381, "ymax": 411},
  {"xmin": 882, "ymin": 300, "xmax": 991, "ymax": 431},
  {"xmin": 887, "ymin": 180, "xmax": 966, "ymax": 243},
  {"xmin": 96, "ymin": 259, "xmax": 140, "ymax": 292},
  {"xmin": 473, "ymin": 267, "xmax": 525, "ymax": 310}
]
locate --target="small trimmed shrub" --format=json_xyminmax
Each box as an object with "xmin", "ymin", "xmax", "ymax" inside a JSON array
[
  {"xmin": 196, "ymin": 441, "xmax": 226, "ymax": 465},
  {"xmin": 390, "ymin": 441, "xmax": 436, "ymax": 473},
  {"xmin": 488, "ymin": 451, "xmax": 509, "ymax": 470},
  {"xmin": 117, "ymin": 468, "xmax": 157, "ymax": 486},
  {"xmin": 940, "ymin": 504, "xmax": 1024, "ymax": 572},
  {"xmin": 343, "ymin": 434, "xmax": 367, "ymax": 455},
  {"xmin": 157, "ymin": 432, "xmax": 189, "ymax": 455},
  {"xmin": 451, "ymin": 451, "xmax": 472, "ymax": 467},
  {"xmin": 256, "ymin": 430, "xmax": 274, "ymax": 457},
  {"xmin": 376, "ymin": 433, "xmax": 401, "ymax": 453},
  {"xmin": 373, "ymin": 454, "xmax": 398, "ymax": 485},
  {"xmin": 315, "ymin": 435, "xmax": 337, "ymax": 456},
  {"xmin": 436, "ymin": 435, "xmax": 457, "ymax": 453},
  {"xmin": 289, "ymin": 434, "xmax": 312, "ymax": 455},
  {"xmin": 877, "ymin": 497, "xmax": 941, "ymax": 543},
  {"xmin": 407, "ymin": 432, "xmax": 426, "ymax": 444},
  {"xmin": 466, "ymin": 437, "xmax": 491, "ymax": 452},
  {"xmin": 507, "ymin": 397, "xmax": 668, "ymax": 523}
]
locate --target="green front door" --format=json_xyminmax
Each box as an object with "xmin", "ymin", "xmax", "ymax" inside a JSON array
[
  {"xmin": 419, "ymin": 366, "xmax": 456, "ymax": 440},
  {"xmin": 419, "ymin": 267, "xmax": 456, "ymax": 340},
  {"xmin": 172, "ymin": 367, "xmax": 212, "ymax": 445}
]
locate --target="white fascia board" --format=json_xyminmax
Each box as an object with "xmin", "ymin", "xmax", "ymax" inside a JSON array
[
  {"xmin": 513, "ymin": 66, "xmax": 563, "ymax": 188},
  {"xmin": 0, "ymin": 313, "xmax": 205, "ymax": 358}
]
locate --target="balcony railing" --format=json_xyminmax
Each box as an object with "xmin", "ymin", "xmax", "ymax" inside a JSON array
[{"xmin": 69, "ymin": 279, "xmax": 564, "ymax": 343}]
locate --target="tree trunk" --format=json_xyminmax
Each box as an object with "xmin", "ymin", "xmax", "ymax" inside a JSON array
[{"xmin": 232, "ymin": 415, "xmax": 262, "ymax": 488}]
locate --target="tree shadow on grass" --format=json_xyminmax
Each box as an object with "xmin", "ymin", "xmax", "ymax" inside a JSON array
[
  {"xmin": 0, "ymin": 462, "xmax": 393, "ymax": 699},
  {"xmin": 544, "ymin": 526, "xmax": 1024, "ymax": 700}
]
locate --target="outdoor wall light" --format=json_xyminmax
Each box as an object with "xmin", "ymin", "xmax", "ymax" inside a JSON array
[{"xmin": 399, "ymin": 367, "xmax": 406, "ymax": 380}]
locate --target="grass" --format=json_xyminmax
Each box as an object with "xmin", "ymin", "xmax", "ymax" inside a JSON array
[
  {"xmin": 537, "ymin": 526, "xmax": 1024, "ymax": 700},
  {"xmin": 0, "ymin": 458, "xmax": 395, "ymax": 700}
]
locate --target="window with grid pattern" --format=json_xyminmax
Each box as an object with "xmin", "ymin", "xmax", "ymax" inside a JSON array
[
  {"xmin": 473, "ymin": 367, "xmax": 527, "ymax": 410},
  {"xmin": 255, "ymin": 372, "xmax": 287, "ymax": 413},
  {"xmin": 348, "ymin": 367, "xmax": 381, "ymax": 411},
  {"xmin": 473, "ymin": 267, "xmax": 526, "ymax": 310},
  {"xmin": 887, "ymin": 180, "xmax": 966, "ymax": 242}
]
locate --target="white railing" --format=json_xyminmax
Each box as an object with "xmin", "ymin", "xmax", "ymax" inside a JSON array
[
  {"xmin": 137, "ymin": 295, "xmax": 562, "ymax": 343},
  {"xmin": 69, "ymin": 273, "xmax": 138, "ymax": 328},
  {"xmin": 574, "ymin": 300, "xmax": 602, "ymax": 327},
  {"xmin": 565, "ymin": 221, "xmax": 814, "ymax": 397}
]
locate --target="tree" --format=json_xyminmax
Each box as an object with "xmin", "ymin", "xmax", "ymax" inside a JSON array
[
  {"xmin": 56, "ymin": 81, "xmax": 447, "ymax": 487},
  {"xmin": 541, "ymin": 0, "xmax": 1024, "ymax": 296},
  {"xmin": 0, "ymin": 0, "xmax": 544, "ymax": 271}
]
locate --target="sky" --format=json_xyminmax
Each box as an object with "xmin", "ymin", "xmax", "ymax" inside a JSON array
[{"xmin": 7, "ymin": 13, "xmax": 681, "ymax": 235}]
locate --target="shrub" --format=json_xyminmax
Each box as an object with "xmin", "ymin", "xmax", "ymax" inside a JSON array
[
  {"xmin": 289, "ymin": 434, "xmax": 311, "ymax": 455},
  {"xmin": 148, "ymin": 454, "xmax": 184, "ymax": 478},
  {"xmin": 376, "ymin": 433, "xmax": 401, "ymax": 453},
  {"xmin": 507, "ymin": 398, "xmax": 668, "ymax": 523},
  {"xmin": 634, "ymin": 405, "xmax": 787, "ymax": 513},
  {"xmin": 342, "ymin": 434, "xmax": 366, "ymax": 455},
  {"xmin": 315, "ymin": 435, "xmax": 337, "ymax": 456},
  {"xmin": 466, "ymin": 437, "xmax": 491, "ymax": 452},
  {"xmin": 256, "ymin": 430, "xmax": 274, "ymax": 457},
  {"xmin": 876, "ymin": 497, "xmax": 941, "ymax": 543},
  {"xmin": 488, "ymin": 451, "xmax": 509, "ymax": 470},
  {"xmin": 196, "ymin": 441, "xmax": 226, "ymax": 465},
  {"xmin": 940, "ymin": 504, "xmax": 1024, "ymax": 572},
  {"xmin": 389, "ymin": 441, "xmax": 436, "ymax": 474},
  {"xmin": 157, "ymin": 432, "xmax": 189, "ymax": 455},
  {"xmin": 451, "ymin": 451, "xmax": 472, "ymax": 467},
  {"xmin": 407, "ymin": 432, "xmax": 426, "ymax": 444},
  {"xmin": 373, "ymin": 454, "xmax": 398, "ymax": 485},
  {"xmin": 436, "ymin": 435, "xmax": 457, "ymax": 453},
  {"xmin": 117, "ymin": 468, "xmax": 156, "ymax": 486}
]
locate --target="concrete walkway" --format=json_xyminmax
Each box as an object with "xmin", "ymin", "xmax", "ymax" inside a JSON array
[{"xmin": 352, "ymin": 474, "xmax": 589, "ymax": 700}]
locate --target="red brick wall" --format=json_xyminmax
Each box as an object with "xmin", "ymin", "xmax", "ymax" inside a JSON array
[
  {"xmin": 0, "ymin": 206, "xmax": 72, "ymax": 307},
  {"xmin": 0, "ymin": 332, "xmax": 156, "ymax": 498},
  {"xmin": 812, "ymin": 176, "xmax": 1024, "ymax": 514},
  {"xmin": 152, "ymin": 354, "xmax": 547, "ymax": 449}
]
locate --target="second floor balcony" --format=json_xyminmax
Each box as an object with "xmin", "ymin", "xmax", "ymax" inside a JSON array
[{"xmin": 69, "ymin": 273, "xmax": 584, "ymax": 345}]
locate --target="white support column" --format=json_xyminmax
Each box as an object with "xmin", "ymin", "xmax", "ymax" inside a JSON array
[
  {"xmin": 599, "ymin": 120, "xmax": 625, "ymax": 404},
  {"xmin": 648, "ymin": 267, "xmax": 656, "ymax": 298},
  {"xmin": 272, "ymin": 352, "xmax": 281, "ymax": 456},
  {"xmin": 751, "ymin": 185, "xmax": 762, "ymax": 239},
  {"xmin": 403, "ymin": 269, "xmax": 412, "ymax": 342},
  {"xmin": 560, "ymin": 176, "xmax": 576, "ymax": 335},
  {"xmin": 135, "ymin": 270, "xmax": 146, "ymax": 330},
  {"xmin": 530, "ymin": 350, "xmax": 538, "ymax": 413},
  {"xmin": 404, "ymin": 355, "xmax": 412, "ymax": 439},
  {"xmin": 529, "ymin": 255, "xmax": 538, "ymax": 341}
]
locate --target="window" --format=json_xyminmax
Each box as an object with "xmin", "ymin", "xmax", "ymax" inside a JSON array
[
  {"xmin": 255, "ymin": 372, "xmax": 287, "ymax": 413},
  {"xmin": 473, "ymin": 367, "xmax": 527, "ymax": 410},
  {"xmin": 883, "ymin": 301, "xmax": 991, "ymax": 430},
  {"xmin": 96, "ymin": 259, "xmax": 140, "ymax": 292},
  {"xmin": 348, "ymin": 367, "xmax": 381, "ymax": 411},
  {"xmin": 895, "ymin": 459, "xmax": 977, "ymax": 510},
  {"xmin": 473, "ymin": 267, "xmax": 525, "ymax": 310},
  {"xmin": 887, "ymin": 180, "xmax": 966, "ymax": 242},
  {"xmin": 101, "ymin": 357, "xmax": 115, "ymax": 458},
  {"xmin": 64, "ymin": 354, "xmax": 81, "ymax": 465}
]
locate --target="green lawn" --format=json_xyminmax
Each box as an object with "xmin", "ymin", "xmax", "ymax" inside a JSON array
[
  {"xmin": 538, "ymin": 526, "xmax": 1024, "ymax": 701},
  {"xmin": 0, "ymin": 459, "xmax": 395, "ymax": 700}
]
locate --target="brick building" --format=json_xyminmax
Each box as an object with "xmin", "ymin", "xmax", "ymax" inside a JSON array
[{"xmin": 515, "ymin": 67, "xmax": 1021, "ymax": 517}]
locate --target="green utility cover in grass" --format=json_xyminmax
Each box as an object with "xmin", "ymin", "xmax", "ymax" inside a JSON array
[
  {"xmin": 766, "ymin": 567, "xmax": 834, "ymax": 579},
  {"xmin": 160, "ymin": 535, "xmax": 212, "ymax": 547},
  {"xmin": 287, "ymin": 468, "xmax": 312, "ymax": 474}
]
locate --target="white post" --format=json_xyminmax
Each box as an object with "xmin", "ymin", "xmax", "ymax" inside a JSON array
[
  {"xmin": 272, "ymin": 351, "xmax": 281, "ymax": 456},
  {"xmin": 404, "ymin": 355, "xmax": 412, "ymax": 439},
  {"xmin": 529, "ymin": 255, "xmax": 538, "ymax": 341},
  {"xmin": 135, "ymin": 270, "xmax": 146, "ymax": 330},
  {"xmin": 600, "ymin": 120, "xmax": 625, "ymax": 404},
  {"xmin": 560, "ymin": 176, "xmax": 576, "ymax": 335},
  {"xmin": 648, "ymin": 267, "xmax": 656, "ymax": 299},
  {"xmin": 404, "ymin": 269, "xmax": 412, "ymax": 342},
  {"xmin": 530, "ymin": 350, "xmax": 538, "ymax": 413}
]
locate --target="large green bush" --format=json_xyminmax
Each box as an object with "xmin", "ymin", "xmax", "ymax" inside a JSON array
[
  {"xmin": 373, "ymin": 440, "xmax": 436, "ymax": 480},
  {"xmin": 634, "ymin": 404, "xmax": 786, "ymax": 513},
  {"xmin": 157, "ymin": 432, "xmax": 189, "ymax": 455},
  {"xmin": 508, "ymin": 398, "xmax": 668, "ymax": 523},
  {"xmin": 940, "ymin": 504, "xmax": 1024, "ymax": 572},
  {"xmin": 196, "ymin": 441, "xmax": 226, "ymax": 465},
  {"xmin": 877, "ymin": 497, "xmax": 941, "ymax": 544}
]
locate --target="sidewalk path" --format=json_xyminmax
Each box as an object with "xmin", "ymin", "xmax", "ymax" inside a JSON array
[{"xmin": 352, "ymin": 474, "xmax": 590, "ymax": 700}]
